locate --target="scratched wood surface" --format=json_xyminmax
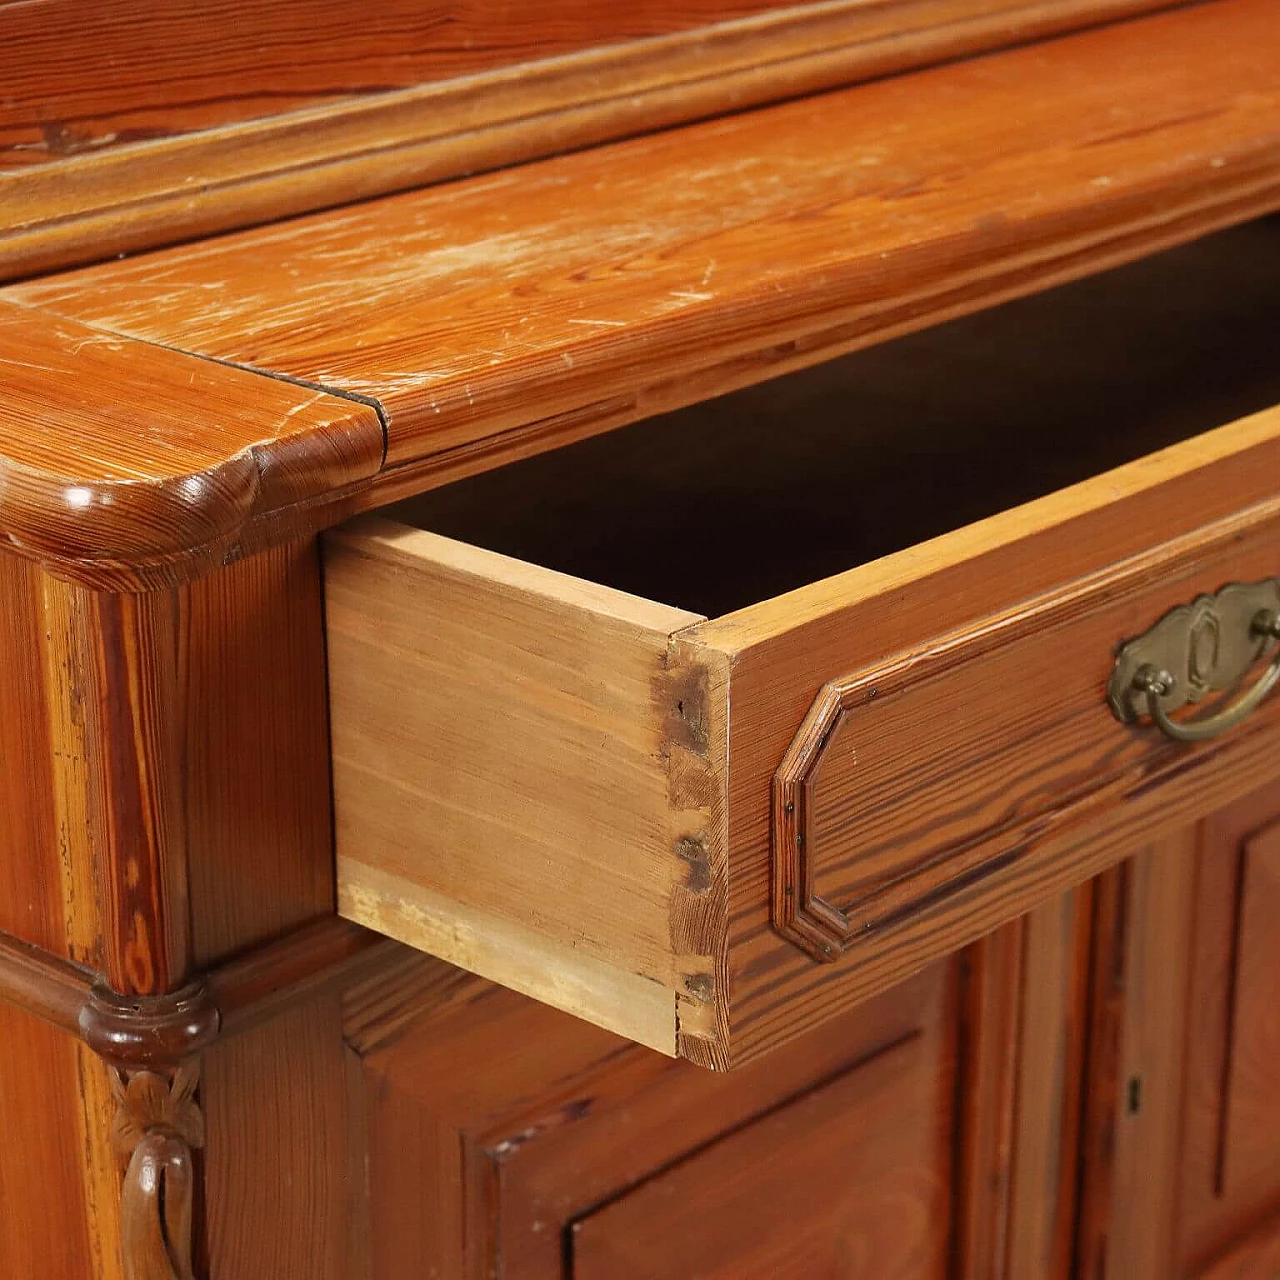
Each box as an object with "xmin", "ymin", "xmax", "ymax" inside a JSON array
[
  {"xmin": 0, "ymin": 300, "xmax": 383, "ymax": 585},
  {"xmin": 0, "ymin": 0, "xmax": 1175, "ymax": 280},
  {"xmin": 1, "ymin": 0, "xmax": 1274, "ymax": 590}
]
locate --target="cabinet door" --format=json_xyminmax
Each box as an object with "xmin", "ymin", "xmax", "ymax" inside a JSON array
[
  {"xmin": 570, "ymin": 1033, "xmax": 946, "ymax": 1279},
  {"xmin": 342, "ymin": 927, "xmax": 1083, "ymax": 1280},
  {"xmin": 1077, "ymin": 781, "xmax": 1280, "ymax": 1278}
]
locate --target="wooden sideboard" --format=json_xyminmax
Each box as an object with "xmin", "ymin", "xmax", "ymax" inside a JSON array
[{"xmin": 0, "ymin": 1, "xmax": 1278, "ymax": 1276}]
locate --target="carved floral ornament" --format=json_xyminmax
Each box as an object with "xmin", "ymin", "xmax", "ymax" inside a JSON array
[{"xmin": 110, "ymin": 1063, "xmax": 205, "ymax": 1280}]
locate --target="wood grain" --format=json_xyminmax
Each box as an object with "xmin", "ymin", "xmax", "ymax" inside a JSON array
[
  {"xmin": 1179, "ymin": 787, "xmax": 1280, "ymax": 1272},
  {"xmin": 0, "ymin": 1001, "xmax": 99, "ymax": 1278},
  {"xmin": 200, "ymin": 996, "xmax": 351, "ymax": 1280},
  {"xmin": 350, "ymin": 394, "xmax": 1280, "ymax": 1064},
  {"xmin": 570, "ymin": 1034, "xmax": 952, "ymax": 1278},
  {"xmin": 0, "ymin": 0, "xmax": 1179, "ymax": 281},
  {"xmin": 1197, "ymin": 1208, "xmax": 1280, "ymax": 1280},
  {"xmin": 0, "ymin": 0, "xmax": 796, "ymax": 167},
  {"xmin": 1219, "ymin": 822, "xmax": 1280, "ymax": 1196},
  {"xmin": 1005, "ymin": 890, "xmax": 1092, "ymax": 1280},
  {"xmin": 1077, "ymin": 838, "xmax": 1198, "ymax": 1279},
  {"xmin": 953, "ymin": 921, "xmax": 1022, "ymax": 1280},
  {"xmin": 0, "ymin": 553, "xmax": 65, "ymax": 952},
  {"xmin": 348, "ymin": 953, "xmax": 957, "ymax": 1279},
  {"xmin": 326, "ymin": 520, "xmax": 710, "ymax": 1056},
  {"xmin": 697, "ymin": 403, "xmax": 1280, "ymax": 1063},
  {"xmin": 1, "ymin": 0, "xmax": 1273, "ymax": 587},
  {"xmin": 183, "ymin": 541, "xmax": 336, "ymax": 966},
  {"xmin": 0, "ymin": 301, "xmax": 383, "ymax": 586}
]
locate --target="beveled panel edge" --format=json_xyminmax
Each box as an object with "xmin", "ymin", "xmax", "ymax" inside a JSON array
[
  {"xmin": 770, "ymin": 495, "xmax": 1280, "ymax": 963},
  {"xmin": 0, "ymin": 0, "xmax": 1178, "ymax": 283}
]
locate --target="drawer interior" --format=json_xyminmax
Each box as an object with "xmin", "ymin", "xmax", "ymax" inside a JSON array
[{"xmin": 390, "ymin": 216, "xmax": 1279, "ymax": 617}]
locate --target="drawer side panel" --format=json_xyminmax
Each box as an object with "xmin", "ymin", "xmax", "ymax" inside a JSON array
[{"xmin": 325, "ymin": 519, "xmax": 722, "ymax": 1055}]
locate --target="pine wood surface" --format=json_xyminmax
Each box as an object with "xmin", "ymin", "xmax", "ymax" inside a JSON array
[
  {"xmin": 1074, "ymin": 784, "xmax": 1280, "ymax": 1278},
  {"xmin": 0, "ymin": 0, "xmax": 1176, "ymax": 280},
  {"xmin": 332, "ymin": 392, "xmax": 1280, "ymax": 1065},
  {"xmin": 347, "ymin": 956, "xmax": 962, "ymax": 1278},
  {"xmin": 0, "ymin": 299, "xmax": 382, "ymax": 585},
  {"xmin": 570, "ymin": 1034, "xmax": 952, "ymax": 1278},
  {"xmin": 0, "ymin": 0, "xmax": 1275, "ymax": 584},
  {"xmin": 0, "ymin": 0, "xmax": 806, "ymax": 169}
]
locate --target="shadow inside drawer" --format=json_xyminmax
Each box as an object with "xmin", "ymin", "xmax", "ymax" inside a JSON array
[{"xmin": 391, "ymin": 216, "xmax": 1280, "ymax": 618}]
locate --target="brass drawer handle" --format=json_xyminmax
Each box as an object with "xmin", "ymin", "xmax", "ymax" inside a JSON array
[{"xmin": 1108, "ymin": 581, "xmax": 1280, "ymax": 743}]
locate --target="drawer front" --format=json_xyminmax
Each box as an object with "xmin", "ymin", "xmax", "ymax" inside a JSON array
[
  {"xmin": 697, "ymin": 406, "xmax": 1280, "ymax": 1065},
  {"xmin": 327, "ymin": 404, "xmax": 1280, "ymax": 1069}
]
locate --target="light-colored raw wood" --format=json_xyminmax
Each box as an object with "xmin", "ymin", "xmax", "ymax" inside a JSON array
[
  {"xmin": 326, "ymin": 520, "xmax": 715, "ymax": 1057},
  {"xmin": 0, "ymin": 0, "xmax": 1178, "ymax": 280},
  {"xmin": 340, "ymin": 864, "xmax": 680, "ymax": 1056}
]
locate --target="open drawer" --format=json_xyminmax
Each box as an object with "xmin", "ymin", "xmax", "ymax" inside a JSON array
[{"xmin": 324, "ymin": 219, "xmax": 1280, "ymax": 1069}]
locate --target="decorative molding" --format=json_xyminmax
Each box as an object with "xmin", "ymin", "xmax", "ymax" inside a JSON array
[
  {"xmin": 80, "ymin": 981, "xmax": 220, "ymax": 1070},
  {"xmin": 0, "ymin": 0, "xmax": 1176, "ymax": 282},
  {"xmin": 0, "ymin": 916, "xmax": 396, "ymax": 1049},
  {"xmin": 111, "ymin": 1064, "xmax": 204, "ymax": 1280},
  {"xmin": 772, "ymin": 679, "xmax": 858, "ymax": 962},
  {"xmin": 0, "ymin": 918, "xmax": 397, "ymax": 1277}
]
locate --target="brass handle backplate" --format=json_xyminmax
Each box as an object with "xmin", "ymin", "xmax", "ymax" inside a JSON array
[{"xmin": 1108, "ymin": 580, "xmax": 1280, "ymax": 743}]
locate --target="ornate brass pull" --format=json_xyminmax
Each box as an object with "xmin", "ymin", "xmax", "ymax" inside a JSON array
[{"xmin": 1108, "ymin": 581, "xmax": 1280, "ymax": 743}]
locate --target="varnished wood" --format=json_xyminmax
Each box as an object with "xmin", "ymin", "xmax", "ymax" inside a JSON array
[
  {"xmin": 182, "ymin": 542, "xmax": 338, "ymax": 965},
  {"xmin": 1219, "ymin": 821, "xmax": 1280, "ymax": 1195},
  {"xmin": 1197, "ymin": 1209, "xmax": 1280, "ymax": 1280},
  {"xmin": 111, "ymin": 1065, "xmax": 203, "ymax": 1280},
  {"xmin": 0, "ymin": 1002, "xmax": 100, "ymax": 1277},
  {"xmin": 571, "ymin": 1035, "xmax": 951, "ymax": 1278},
  {"xmin": 1005, "ymin": 891, "xmax": 1093, "ymax": 1280},
  {"xmin": 344, "ymin": 954, "xmax": 960, "ymax": 1278},
  {"xmin": 0, "ymin": 553, "xmax": 65, "ymax": 952},
  {"xmin": 0, "ymin": 302, "xmax": 383, "ymax": 586},
  {"xmin": 1075, "ymin": 839, "xmax": 1198, "ymax": 1278},
  {"xmin": 0, "ymin": 0, "xmax": 1274, "ymax": 585},
  {"xmin": 200, "ymin": 995, "xmax": 351, "ymax": 1280},
  {"xmin": 1178, "ymin": 787, "xmax": 1280, "ymax": 1273},
  {"xmin": 0, "ymin": 0, "xmax": 1177, "ymax": 280},
  {"xmin": 953, "ymin": 921, "xmax": 1022, "ymax": 1280},
  {"xmin": 1073, "ymin": 784, "xmax": 1280, "ymax": 1276}
]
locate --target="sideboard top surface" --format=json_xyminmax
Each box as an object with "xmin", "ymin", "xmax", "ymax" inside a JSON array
[{"xmin": 0, "ymin": 0, "xmax": 1276, "ymax": 587}]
